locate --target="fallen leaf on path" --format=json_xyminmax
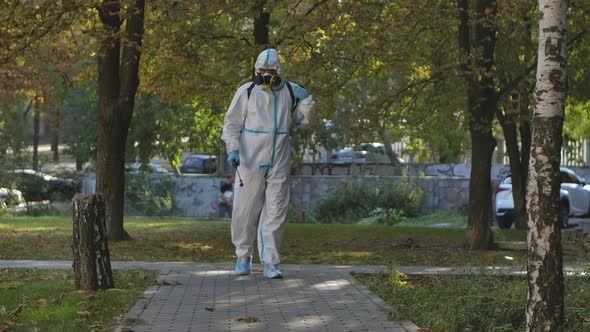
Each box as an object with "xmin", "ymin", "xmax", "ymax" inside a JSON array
[
  {"xmin": 205, "ymin": 307, "xmax": 215, "ymax": 311},
  {"xmin": 153, "ymin": 280, "xmax": 182, "ymax": 286},
  {"xmin": 237, "ymin": 317, "xmax": 258, "ymax": 323},
  {"xmin": 120, "ymin": 327, "xmax": 135, "ymax": 332}
]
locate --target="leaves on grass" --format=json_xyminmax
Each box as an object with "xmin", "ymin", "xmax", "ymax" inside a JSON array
[
  {"xmin": 10, "ymin": 303, "xmax": 26, "ymax": 317},
  {"xmin": 35, "ymin": 298, "xmax": 47, "ymax": 309},
  {"xmin": 4, "ymin": 319, "xmax": 16, "ymax": 327},
  {"xmin": 0, "ymin": 306, "xmax": 6, "ymax": 316},
  {"xmin": 50, "ymin": 295, "xmax": 63, "ymax": 305},
  {"xmin": 237, "ymin": 316, "xmax": 258, "ymax": 323},
  {"xmin": 105, "ymin": 288, "xmax": 125, "ymax": 293},
  {"xmin": 77, "ymin": 310, "xmax": 93, "ymax": 318}
]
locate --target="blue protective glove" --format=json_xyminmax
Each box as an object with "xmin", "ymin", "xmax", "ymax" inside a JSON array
[{"xmin": 227, "ymin": 150, "xmax": 240, "ymax": 167}]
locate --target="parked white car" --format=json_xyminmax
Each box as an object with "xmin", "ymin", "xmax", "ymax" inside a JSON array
[
  {"xmin": 495, "ymin": 167, "xmax": 590, "ymax": 229},
  {"xmin": 328, "ymin": 147, "xmax": 366, "ymax": 164},
  {"xmin": 328, "ymin": 143, "xmax": 405, "ymax": 165}
]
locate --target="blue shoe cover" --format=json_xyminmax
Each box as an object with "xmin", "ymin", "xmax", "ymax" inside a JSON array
[
  {"xmin": 263, "ymin": 264, "xmax": 283, "ymax": 279},
  {"xmin": 235, "ymin": 256, "xmax": 251, "ymax": 275}
]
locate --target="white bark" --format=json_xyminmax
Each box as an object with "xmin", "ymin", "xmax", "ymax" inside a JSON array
[
  {"xmin": 533, "ymin": 0, "xmax": 568, "ymax": 118},
  {"xmin": 526, "ymin": 0, "xmax": 568, "ymax": 330}
]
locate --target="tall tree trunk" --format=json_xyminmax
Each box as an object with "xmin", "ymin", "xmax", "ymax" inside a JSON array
[
  {"xmin": 526, "ymin": 0, "xmax": 568, "ymax": 329},
  {"xmin": 96, "ymin": 0, "xmax": 145, "ymax": 241},
  {"xmin": 460, "ymin": 0, "xmax": 498, "ymax": 249},
  {"xmin": 498, "ymin": 90, "xmax": 532, "ymax": 230},
  {"xmin": 253, "ymin": 0, "xmax": 270, "ymax": 46},
  {"xmin": 251, "ymin": 0, "xmax": 270, "ymax": 80},
  {"xmin": 51, "ymin": 109, "xmax": 60, "ymax": 162},
  {"xmin": 32, "ymin": 96, "xmax": 40, "ymax": 171},
  {"xmin": 466, "ymin": 88, "xmax": 496, "ymax": 249}
]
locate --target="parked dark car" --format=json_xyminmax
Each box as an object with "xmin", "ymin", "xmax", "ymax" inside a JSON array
[
  {"xmin": 179, "ymin": 155, "xmax": 217, "ymax": 174},
  {"xmin": 2, "ymin": 169, "xmax": 78, "ymax": 202},
  {"xmin": 125, "ymin": 163, "xmax": 171, "ymax": 175}
]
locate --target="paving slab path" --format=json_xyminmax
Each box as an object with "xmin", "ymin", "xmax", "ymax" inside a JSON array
[
  {"xmin": 0, "ymin": 261, "xmax": 417, "ymax": 331},
  {"xmin": 1, "ymin": 260, "xmax": 587, "ymax": 331}
]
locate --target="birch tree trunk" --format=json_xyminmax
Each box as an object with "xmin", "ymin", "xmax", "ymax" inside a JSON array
[{"xmin": 526, "ymin": 0, "xmax": 568, "ymax": 329}]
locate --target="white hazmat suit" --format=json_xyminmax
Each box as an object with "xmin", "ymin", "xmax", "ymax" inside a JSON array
[{"xmin": 222, "ymin": 49, "xmax": 316, "ymax": 274}]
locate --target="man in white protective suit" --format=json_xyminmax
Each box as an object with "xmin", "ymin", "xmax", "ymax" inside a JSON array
[{"xmin": 222, "ymin": 48, "xmax": 316, "ymax": 279}]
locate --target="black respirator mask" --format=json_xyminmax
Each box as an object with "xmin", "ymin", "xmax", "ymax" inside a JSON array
[{"xmin": 255, "ymin": 72, "xmax": 281, "ymax": 88}]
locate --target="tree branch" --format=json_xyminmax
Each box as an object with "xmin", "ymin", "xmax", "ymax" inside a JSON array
[{"xmin": 274, "ymin": 0, "xmax": 329, "ymax": 46}]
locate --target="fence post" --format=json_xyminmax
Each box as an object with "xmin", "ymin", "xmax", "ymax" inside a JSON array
[
  {"xmin": 385, "ymin": 208, "xmax": 390, "ymax": 225},
  {"xmin": 72, "ymin": 194, "xmax": 114, "ymax": 291},
  {"xmin": 301, "ymin": 209, "xmax": 306, "ymax": 224}
]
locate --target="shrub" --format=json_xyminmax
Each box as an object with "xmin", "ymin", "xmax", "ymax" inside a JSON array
[
  {"xmin": 124, "ymin": 175, "xmax": 175, "ymax": 216},
  {"xmin": 312, "ymin": 177, "xmax": 424, "ymax": 224}
]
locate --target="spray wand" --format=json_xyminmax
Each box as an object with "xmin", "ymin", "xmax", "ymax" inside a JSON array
[{"xmin": 234, "ymin": 160, "xmax": 244, "ymax": 187}]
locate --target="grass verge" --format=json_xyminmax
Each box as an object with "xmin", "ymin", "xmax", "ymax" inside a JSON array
[
  {"xmin": 0, "ymin": 213, "xmax": 586, "ymax": 266},
  {"xmin": 0, "ymin": 268, "xmax": 156, "ymax": 331},
  {"xmin": 356, "ymin": 271, "xmax": 590, "ymax": 331}
]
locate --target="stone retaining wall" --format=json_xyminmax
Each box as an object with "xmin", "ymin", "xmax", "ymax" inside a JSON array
[
  {"xmin": 82, "ymin": 174, "xmax": 472, "ymax": 219},
  {"xmin": 81, "ymin": 164, "xmax": 590, "ymax": 219}
]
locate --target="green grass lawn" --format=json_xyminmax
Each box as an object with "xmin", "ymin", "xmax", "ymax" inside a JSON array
[
  {"xmin": 0, "ymin": 213, "xmax": 586, "ymax": 266},
  {"xmin": 357, "ymin": 272, "xmax": 590, "ymax": 331},
  {"xmin": 0, "ymin": 212, "xmax": 588, "ymax": 331},
  {"xmin": 0, "ymin": 269, "xmax": 156, "ymax": 331}
]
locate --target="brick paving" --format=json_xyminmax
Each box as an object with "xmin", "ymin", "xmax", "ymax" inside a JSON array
[{"xmin": 118, "ymin": 264, "xmax": 417, "ymax": 332}]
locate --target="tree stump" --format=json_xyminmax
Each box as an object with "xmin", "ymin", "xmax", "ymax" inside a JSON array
[{"xmin": 72, "ymin": 194, "xmax": 114, "ymax": 291}]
